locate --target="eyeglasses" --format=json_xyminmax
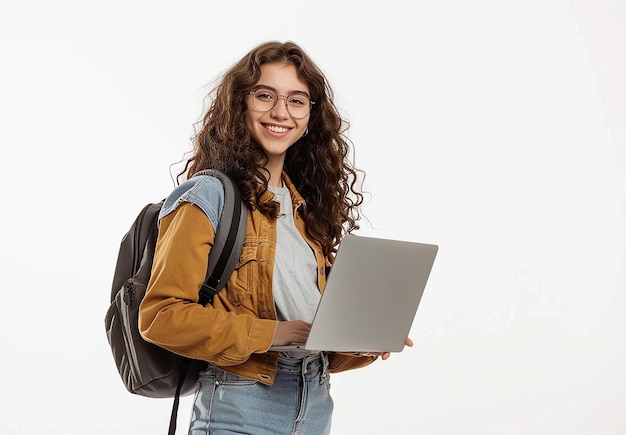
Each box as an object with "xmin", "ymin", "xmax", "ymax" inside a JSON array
[{"xmin": 248, "ymin": 86, "xmax": 315, "ymax": 119}]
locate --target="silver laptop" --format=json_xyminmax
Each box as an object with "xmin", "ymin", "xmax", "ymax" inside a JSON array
[{"xmin": 269, "ymin": 234, "xmax": 438, "ymax": 353}]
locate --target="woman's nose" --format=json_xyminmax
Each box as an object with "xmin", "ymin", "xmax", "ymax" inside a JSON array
[{"xmin": 270, "ymin": 95, "xmax": 290, "ymax": 119}]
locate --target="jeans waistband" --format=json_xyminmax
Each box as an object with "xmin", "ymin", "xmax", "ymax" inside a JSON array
[{"xmin": 276, "ymin": 351, "xmax": 328, "ymax": 377}]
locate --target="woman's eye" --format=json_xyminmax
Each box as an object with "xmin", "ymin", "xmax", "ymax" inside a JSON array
[{"xmin": 289, "ymin": 96, "xmax": 305, "ymax": 106}]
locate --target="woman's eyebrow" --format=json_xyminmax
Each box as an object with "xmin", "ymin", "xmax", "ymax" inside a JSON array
[
  {"xmin": 251, "ymin": 84, "xmax": 276, "ymax": 92},
  {"xmin": 289, "ymin": 90, "xmax": 311, "ymax": 97},
  {"xmin": 252, "ymin": 84, "xmax": 310, "ymax": 97}
]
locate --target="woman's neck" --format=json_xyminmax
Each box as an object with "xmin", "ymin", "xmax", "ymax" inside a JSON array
[{"xmin": 264, "ymin": 158, "xmax": 285, "ymax": 187}]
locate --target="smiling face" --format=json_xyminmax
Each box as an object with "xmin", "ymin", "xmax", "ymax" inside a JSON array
[{"xmin": 245, "ymin": 62, "xmax": 310, "ymax": 181}]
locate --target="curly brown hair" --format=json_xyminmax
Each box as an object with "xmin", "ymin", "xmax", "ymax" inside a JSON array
[{"xmin": 181, "ymin": 40, "xmax": 365, "ymax": 256}]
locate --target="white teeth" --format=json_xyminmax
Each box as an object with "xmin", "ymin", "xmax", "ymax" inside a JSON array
[{"xmin": 265, "ymin": 125, "xmax": 289, "ymax": 133}]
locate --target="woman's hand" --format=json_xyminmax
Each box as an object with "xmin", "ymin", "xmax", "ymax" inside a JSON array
[
  {"xmin": 364, "ymin": 337, "xmax": 414, "ymax": 360},
  {"xmin": 272, "ymin": 321, "xmax": 311, "ymax": 346}
]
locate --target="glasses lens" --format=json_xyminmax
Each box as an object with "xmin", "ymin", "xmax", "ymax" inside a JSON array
[
  {"xmin": 285, "ymin": 93, "xmax": 311, "ymax": 118},
  {"xmin": 251, "ymin": 88, "xmax": 277, "ymax": 112}
]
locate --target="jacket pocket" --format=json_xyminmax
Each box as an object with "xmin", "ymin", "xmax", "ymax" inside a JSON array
[{"xmin": 226, "ymin": 243, "xmax": 259, "ymax": 306}]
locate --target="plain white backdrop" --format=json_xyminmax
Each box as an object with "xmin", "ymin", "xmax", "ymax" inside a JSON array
[{"xmin": 1, "ymin": 1, "xmax": 625, "ymax": 434}]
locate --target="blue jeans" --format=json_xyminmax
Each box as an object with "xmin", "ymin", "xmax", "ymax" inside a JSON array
[{"xmin": 189, "ymin": 352, "xmax": 333, "ymax": 434}]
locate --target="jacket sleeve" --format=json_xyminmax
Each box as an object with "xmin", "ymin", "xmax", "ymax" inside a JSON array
[
  {"xmin": 138, "ymin": 202, "xmax": 277, "ymax": 366},
  {"xmin": 328, "ymin": 352, "xmax": 377, "ymax": 373}
]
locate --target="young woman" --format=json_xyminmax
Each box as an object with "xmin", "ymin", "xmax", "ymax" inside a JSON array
[{"xmin": 139, "ymin": 40, "xmax": 412, "ymax": 435}]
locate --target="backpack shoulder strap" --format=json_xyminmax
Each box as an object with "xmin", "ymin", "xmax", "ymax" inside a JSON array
[
  {"xmin": 196, "ymin": 169, "xmax": 247, "ymax": 305},
  {"xmin": 168, "ymin": 170, "xmax": 246, "ymax": 435}
]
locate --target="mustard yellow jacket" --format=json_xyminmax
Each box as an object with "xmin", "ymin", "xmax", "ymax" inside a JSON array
[{"xmin": 139, "ymin": 173, "xmax": 375, "ymax": 385}]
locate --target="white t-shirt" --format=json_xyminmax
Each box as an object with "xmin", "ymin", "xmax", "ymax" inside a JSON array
[{"xmin": 268, "ymin": 184, "xmax": 321, "ymax": 322}]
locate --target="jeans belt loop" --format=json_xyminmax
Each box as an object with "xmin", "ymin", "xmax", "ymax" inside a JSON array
[{"xmin": 320, "ymin": 351, "xmax": 329, "ymax": 384}]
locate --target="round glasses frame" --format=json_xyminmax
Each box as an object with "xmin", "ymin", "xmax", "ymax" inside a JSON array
[{"xmin": 248, "ymin": 87, "xmax": 315, "ymax": 119}]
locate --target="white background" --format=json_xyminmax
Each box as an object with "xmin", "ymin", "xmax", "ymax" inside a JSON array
[{"xmin": 1, "ymin": 1, "xmax": 625, "ymax": 434}]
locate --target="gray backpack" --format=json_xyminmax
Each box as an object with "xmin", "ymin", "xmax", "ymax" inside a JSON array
[{"xmin": 104, "ymin": 169, "xmax": 246, "ymax": 434}]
